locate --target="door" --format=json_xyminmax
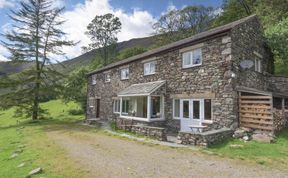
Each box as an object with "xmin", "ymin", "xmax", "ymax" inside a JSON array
[
  {"xmin": 95, "ymin": 99, "xmax": 100, "ymax": 118},
  {"xmin": 180, "ymin": 99, "xmax": 204, "ymax": 132}
]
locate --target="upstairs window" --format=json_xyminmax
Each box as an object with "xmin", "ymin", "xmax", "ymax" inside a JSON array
[
  {"xmin": 120, "ymin": 68, "xmax": 129, "ymax": 80},
  {"xmin": 182, "ymin": 48, "xmax": 202, "ymax": 68},
  {"xmin": 104, "ymin": 73, "xmax": 111, "ymax": 83},
  {"xmin": 92, "ymin": 76, "xmax": 97, "ymax": 85},
  {"xmin": 255, "ymin": 59, "xmax": 262, "ymax": 73},
  {"xmin": 144, "ymin": 61, "xmax": 156, "ymax": 75}
]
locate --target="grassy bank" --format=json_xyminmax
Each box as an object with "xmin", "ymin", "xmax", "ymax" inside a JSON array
[
  {"xmin": 207, "ymin": 130, "xmax": 288, "ymax": 169},
  {"xmin": 0, "ymin": 100, "xmax": 90, "ymax": 178}
]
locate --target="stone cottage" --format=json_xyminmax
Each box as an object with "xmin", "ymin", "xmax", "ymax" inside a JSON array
[{"xmin": 86, "ymin": 15, "xmax": 288, "ymax": 145}]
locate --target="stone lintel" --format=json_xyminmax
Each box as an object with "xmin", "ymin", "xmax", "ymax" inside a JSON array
[{"xmin": 170, "ymin": 92, "xmax": 215, "ymax": 99}]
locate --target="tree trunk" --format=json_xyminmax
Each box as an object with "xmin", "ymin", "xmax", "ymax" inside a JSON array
[{"xmin": 32, "ymin": 1, "xmax": 41, "ymax": 120}]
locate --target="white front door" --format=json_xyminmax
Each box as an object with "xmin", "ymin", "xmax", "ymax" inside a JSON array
[{"xmin": 180, "ymin": 99, "xmax": 204, "ymax": 132}]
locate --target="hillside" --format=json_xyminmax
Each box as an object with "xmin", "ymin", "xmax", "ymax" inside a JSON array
[{"xmin": 0, "ymin": 36, "xmax": 154, "ymax": 76}]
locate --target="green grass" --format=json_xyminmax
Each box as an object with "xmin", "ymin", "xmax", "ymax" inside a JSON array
[
  {"xmin": 0, "ymin": 100, "xmax": 90, "ymax": 178},
  {"xmin": 207, "ymin": 130, "xmax": 288, "ymax": 168}
]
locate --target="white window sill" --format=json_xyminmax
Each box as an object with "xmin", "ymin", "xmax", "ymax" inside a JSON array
[
  {"xmin": 182, "ymin": 63, "xmax": 202, "ymax": 69},
  {"xmin": 202, "ymin": 120, "xmax": 213, "ymax": 124},
  {"xmin": 144, "ymin": 72, "xmax": 156, "ymax": 76},
  {"xmin": 120, "ymin": 78, "xmax": 129, "ymax": 81},
  {"xmin": 119, "ymin": 116, "xmax": 165, "ymax": 122},
  {"xmin": 173, "ymin": 117, "xmax": 180, "ymax": 120}
]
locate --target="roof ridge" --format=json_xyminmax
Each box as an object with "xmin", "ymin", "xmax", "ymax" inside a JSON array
[{"xmin": 88, "ymin": 15, "xmax": 258, "ymax": 76}]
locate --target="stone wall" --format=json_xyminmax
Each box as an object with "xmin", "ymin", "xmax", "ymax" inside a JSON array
[
  {"xmin": 177, "ymin": 128, "xmax": 233, "ymax": 147},
  {"xmin": 131, "ymin": 125, "xmax": 167, "ymax": 141},
  {"xmin": 268, "ymin": 76, "xmax": 288, "ymax": 95}
]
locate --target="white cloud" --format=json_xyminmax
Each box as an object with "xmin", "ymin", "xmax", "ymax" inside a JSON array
[
  {"xmin": 0, "ymin": 44, "xmax": 9, "ymax": 61},
  {"xmin": 60, "ymin": 0, "xmax": 157, "ymax": 60},
  {"xmin": 0, "ymin": 0, "xmax": 14, "ymax": 8}
]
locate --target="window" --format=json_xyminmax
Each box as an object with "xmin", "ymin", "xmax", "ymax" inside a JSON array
[
  {"xmin": 193, "ymin": 100, "xmax": 200, "ymax": 119},
  {"xmin": 173, "ymin": 99, "xmax": 180, "ymax": 118},
  {"xmin": 255, "ymin": 59, "xmax": 262, "ymax": 72},
  {"xmin": 204, "ymin": 99, "xmax": 212, "ymax": 120},
  {"xmin": 104, "ymin": 73, "xmax": 111, "ymax": 82},
  {"xmin": 183, "ymin": 100, "xmax": 190, "ymax": 118},
  {"xmin": 121, "ymin": 99, "xmax": 129, "ymax": 115},
  {"xmin": 182, "ymin": 48, "xmax": 202, "ymax": 68},
  {"xmin": 114, "ymin": 100, "xmax": 120, "ymax": 113},
  {"xmin": 120, "ymin": 68, "xmax": 129, "ymax": 80},
  {"xmin": 144, "ymin": 61, "xmax": 156, "ymax": 75},
  {"xmin": 151, "ymin": 96, "xmax": 161, "ymax": 118},
  {"xmin": 88, "ymin": 98, "xmax": 94, "ymax": 108},
  {"xmin": 92, "ymin": 78, "xmax": 97, "ymax": 85}
]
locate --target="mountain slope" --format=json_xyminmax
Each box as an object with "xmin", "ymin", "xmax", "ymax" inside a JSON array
[{"xmin": 0, "ymin": 36, "xmax": 154, "ymax": 76}]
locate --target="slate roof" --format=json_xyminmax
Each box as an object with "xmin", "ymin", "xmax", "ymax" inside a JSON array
[
  {"xmin": 88, "ymin": 15, "xmax": 257, "ymax": 76},
  {"xmin": 118, "ymin": 80, "xmax": 166, "ymax": 96}
]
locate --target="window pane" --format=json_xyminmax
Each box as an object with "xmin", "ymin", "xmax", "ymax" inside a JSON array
[
  {"xmin": 150, "ymin": 62, "xmax": 156, "ymax": 74},
  {"xmin": 192, "ymin": 49, "xmax": 202, "ymax": 65},
  {"xmin": 151, "ymin": 96, "xmax": 161, "ymax": 118},
  {"xmin": 144, "ymin": 63, "xmax": 150, "ymax": 75},
  {"xmin": 121, "ymin": 68, "xmax": 129, "ymax": 79},
  {"xmin": 193, "ymin": 100, "xmax": 200, "ymax": 119},
  {"xmin": 183, "ymin": 52, "xmax": 191, "ymax": 66},
  {"xmin": 174, "ymin": 99, "xmax": 180, "ymax": 117},
  {"xmin": 204, "ymin": 99, "xmax": 211, "ymax": 120},
  {"xmin": 183, "ymin": 101, "xmax": 189, "ymax": 118}
]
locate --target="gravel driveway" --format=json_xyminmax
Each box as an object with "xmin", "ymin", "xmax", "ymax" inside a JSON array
[{"xmin": 47, "ymin": 129, "xmax": 288, "ymax": 178}]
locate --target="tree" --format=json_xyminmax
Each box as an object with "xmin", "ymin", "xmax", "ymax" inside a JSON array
[
  {"xmin": 0, "ymin": 0, "xmax": 74, "ymax": 120},
  {"xmin": 153, "ymin": 6, "xmax": 215, "ymax": 47},
  {"xmin": 61, "ymin": 67, "xmax": 89, "ymax": 112},
  {"xmin": 212, "ymin": 0, "xmax": 256, "ymax": 27},
  {"xmin": 82, "ymin": 13, "xmax": 122, "ymax": 66},
  {"xmin": 117, "ymin": 47, "xmax": 147, "ymax": 60}
]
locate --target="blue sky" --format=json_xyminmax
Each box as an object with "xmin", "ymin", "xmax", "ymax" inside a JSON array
[{"xmin": 0, "ymin": 0, "xmax": 222, "ymax": 61}]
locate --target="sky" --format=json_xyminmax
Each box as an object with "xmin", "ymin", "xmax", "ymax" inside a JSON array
[{"xmin": 0, "ymin": 0, "xmax": 222, "ymax": 62}]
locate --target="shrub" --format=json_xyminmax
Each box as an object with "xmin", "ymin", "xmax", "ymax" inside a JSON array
[{"xmin": 68, "ymin": 109, "xmax": 84, "ymax": 115}]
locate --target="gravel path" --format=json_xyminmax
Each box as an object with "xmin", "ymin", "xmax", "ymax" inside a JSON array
[{"xmin": 47, "ymin": 130, "xmax": 288, "ymax": 178}]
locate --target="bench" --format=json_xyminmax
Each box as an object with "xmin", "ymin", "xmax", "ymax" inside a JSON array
[{"xmin": 188, "ymin": 125, "xmax": 207, "ymax": 133}]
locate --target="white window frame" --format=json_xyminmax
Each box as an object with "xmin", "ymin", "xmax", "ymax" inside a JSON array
[
  {"xmin": 144, "ymin": 61, "xmax": 156, "ymax": 76},
  {"xmin": 120, "ymin": 68, "xmax": 129, "ymax": 80},
  {"xmin": 173, "ymin": 99, "xmax": 180, "ymax": 119},
  {"xmin": 104, "ymin": 73, "xmax": 111, "ymax": 83},
  {"xmin": 255, "ymin": 59, "xmax": 262, "ymax": 73},
  {"xmin": 121, "ymin": 99, "xmax": 130, "ymax": 115},
  {"xmin": 92, "ymin": 79, "xmax": 97, "ymax": 85},
  {"xmin": 113, "ymin": 99, "xmax": 120, "ymax": 114},
  {"xmin": 173, "ymin": 98, "xmax": 213, "ymax": 122},
  {"xmin": 182, "ymin": 48, "xmax": 202, "ymax": 68}
]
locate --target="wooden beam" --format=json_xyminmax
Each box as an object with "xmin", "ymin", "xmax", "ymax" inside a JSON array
[
  {"xmin": 241, "ymin": 119, "xmax": 273, "ymax": 125},
  {"xmin": 241, "ymin": 114, "xmax": 273, "ymax": 120},
  {"xmin": 240, "ymin": 95, "xmax": 272, "ymax": 99},
  {"xmin": 240, "ymin": 123, "xmax": 273, "ymax": 131},
  {"xmin": 240, "ymin": 100, "xmax": 272, "ymax": 104},
  {"xmin": 240, "ymin": 110, "xmax": 272, "ymax": 115},
  {"xmin": 240, "ymin": 105, "xmax": 271, "ymax": 109}
]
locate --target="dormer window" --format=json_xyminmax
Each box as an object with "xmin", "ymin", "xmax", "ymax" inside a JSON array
[
  {"xmin": 104, "ymin": 73, "xmax": 111, "ymax": 83},
  {"xmin": 182, "ymin": 48, "xmax": 202, "ymax": 68},
  {"xmin": 144, "ymin": 61, "xmax": 156, "ymax": 76},
  {"xmin": 120, "ymin": 68, "xmax": 129, "ymax": 80}
]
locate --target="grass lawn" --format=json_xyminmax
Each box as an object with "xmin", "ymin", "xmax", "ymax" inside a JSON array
[
  {"xmin": 1, "ymin": 99, "xmax": 288, "ymax": 177},
  {"xmin": 0, "ymin": 100, "xmax": 91, "ymax": 178},
  {"xmin": 206, "ymin": 130, "xmax": 288, "ymax": 169}
]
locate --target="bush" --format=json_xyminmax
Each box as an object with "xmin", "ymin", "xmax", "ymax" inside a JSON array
[{"xmin": 68, "ymin": 109, "xmax": 84, "ymax": 115}]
